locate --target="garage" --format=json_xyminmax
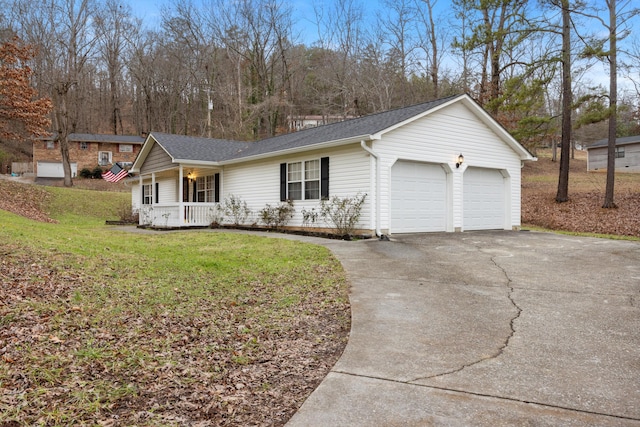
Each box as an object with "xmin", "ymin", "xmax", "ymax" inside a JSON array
[
  {"xmin": 391, "ymin": 161, "xmax": 447, "ymax": 233},
  {"xmin": 37, "ymin": 161, "xmax": 78, "ymax": 178},
  {"xmin": 463, "ymin": 167, "xmax": 505, "ymax": 230}
]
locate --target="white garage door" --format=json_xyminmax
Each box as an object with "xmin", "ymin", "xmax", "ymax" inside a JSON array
[
  {"xmin": 463, "ymin": 167, "xmax": 505, "ymax": 230},
  {"xmin": 37, "ymin": 162, "xmax": 78, "ymax": 178},
  {"xmin": 391, "ymin": 161, "xmax": 447, "ymax": 233}
]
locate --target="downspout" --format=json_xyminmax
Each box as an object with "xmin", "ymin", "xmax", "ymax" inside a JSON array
[{"xmin": 360, "ymin": 140, "xmax": 383, "ymax": 238}]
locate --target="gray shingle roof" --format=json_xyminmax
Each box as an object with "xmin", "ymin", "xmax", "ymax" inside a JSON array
[
  {"xmin": 151, "ymin": 133, "xmax": 253, "ymax": 162},
  {"xmin": 588, "ymin": 135, "xmax": 640, "ymax": 149},
  {"xmin": 233, "ymin": 95, "xmax": 460, "ymax": 159},
  {"xmin": 69, "ymin": 133, "xmax": 145, "ymax": 144},
  {"xmin": 151, "ymin": 95, "xmax": 461, "ymax": 163},
  {"xmin": 43, "ymin": 133, "xmax": 145, "ymax": 144}
]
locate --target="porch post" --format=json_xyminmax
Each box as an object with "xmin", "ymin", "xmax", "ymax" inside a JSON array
[
  {"xmin": 138, "ymin": 174, "xmax": 143, "ymax": 225},
  {"xmin": 179, "ymin": 165, "xmax": 184, "ymax": 224},
  {"xmin": 151, "ymin": 173, "xmax": 156, "ymax": 204}
]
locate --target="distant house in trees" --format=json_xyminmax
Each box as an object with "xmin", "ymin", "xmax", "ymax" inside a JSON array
[
  {"xmin": 288, "ymin": 115, "xmax": 355, "ymax": 131},
  {"xmin": 586, "ymin": 135, "xmax": 640, "ymax": 173},
  {"xmin": 34, "ymin": 133, "xmax": 144, "ymax": 178}
]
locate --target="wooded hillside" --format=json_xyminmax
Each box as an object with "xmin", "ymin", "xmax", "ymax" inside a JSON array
[{"xmin": 1, "ymin": 0, "xmax": 639, "ymax": 149}]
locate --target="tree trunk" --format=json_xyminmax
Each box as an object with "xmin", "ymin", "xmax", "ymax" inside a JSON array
[
  {"xmin": 54, "ymin": 84, "xmax": 73, "ymax": 188},
  {"xmin": 602, "ymin": 0, "xmax": 617, "ymax": 209},
  {"xmin": 425, "ymin": 0, "xmax": 438, "ymax": 99},
  {"xmin": 556, "ymin": 0, "xmax": 571, "ymax": 203}
]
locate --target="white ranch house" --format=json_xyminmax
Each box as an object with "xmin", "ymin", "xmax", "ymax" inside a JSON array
[{"xmin": 130, "ymin": 94, "xmax": 536, "ymax": 236}]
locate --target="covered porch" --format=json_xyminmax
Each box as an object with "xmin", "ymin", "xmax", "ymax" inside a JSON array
[{"xmin": 137, "ymin": 164, "xmax": 221, "ymax": 228}]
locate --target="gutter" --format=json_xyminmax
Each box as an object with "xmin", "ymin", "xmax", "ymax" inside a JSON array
[{"xmin": 360, "ymin": 140, "xmax": 383, "ymax": 238}]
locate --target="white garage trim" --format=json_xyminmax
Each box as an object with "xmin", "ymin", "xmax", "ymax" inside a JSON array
[
  {"xmin": 36, "ymin": 161, "xmax": 78, "ymax": 178},
  {"xmin": 463, "ymin": 167, "xmax": 508, "ymax": 230},
  {"xmin": 391, "ymin": 161, "xmax": 449, "ymax": 233}
]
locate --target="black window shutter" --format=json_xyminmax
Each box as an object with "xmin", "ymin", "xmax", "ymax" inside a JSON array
[
  {"xmin": 155, "ymin": 182, "xmax": 159, "ymax": 204},
  {"xmin": 142, "ymin": 184, "xmax": 146, "ymax": 204},
  {"xmin": 182, "ymin": 177, "xmax": 189, "ymax": 202},
  {"xmin": 321, "ymin": 157, "xmax": 329, "ymax": 199},
  {"xmin": 280, "ymin": 163, "xmax": 287, "ymax": 201},
  {"xmin": 214, "ymin": 173, "xmax": 220, "ymax": 203}
]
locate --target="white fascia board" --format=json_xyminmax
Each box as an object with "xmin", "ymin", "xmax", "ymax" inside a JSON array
[
  {"xmin": 172, "ymin": 159, "xmax": 220, "ymax": 166},
  {"xmin": 219, "ymin": 135, "xmax": 372, "ymax": 165}
]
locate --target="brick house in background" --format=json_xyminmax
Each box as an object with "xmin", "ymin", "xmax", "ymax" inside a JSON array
[{"xmin": 34, "ymin": 133, "xmax": 145, "ymax": 178}]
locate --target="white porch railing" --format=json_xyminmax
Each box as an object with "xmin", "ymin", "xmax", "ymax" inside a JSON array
[{"xmin": 139, "ymin": 203, "xmax": 220, "ymax": 228}]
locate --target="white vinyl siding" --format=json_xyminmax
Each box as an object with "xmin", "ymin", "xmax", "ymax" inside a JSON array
[
  {"xmin": 375, "ymin": 102, "xmax": 521, "ymax": 232},
  {"xmin": 138, "ymin": 177, "xmax": 177, "ymax": 205},
  {"xmin": 223, "ymin": 143, "xmax": 371, "ymax": 229},
  {"xmin": 132, "ymin": 185, "xmax": 141, "ymax": 212},
  {"xmin": 159, "ymin": 178, "xmax": 177, "ymax": 204}
]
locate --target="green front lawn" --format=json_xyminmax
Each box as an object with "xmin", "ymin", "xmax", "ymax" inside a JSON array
[{"xmin": 0, "ymin": 185, "xmax": 350, "ymax": 426}]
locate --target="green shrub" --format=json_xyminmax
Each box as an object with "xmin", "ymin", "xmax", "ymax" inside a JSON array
[
  {"xmin": 223, "ymin": 195, "xmax": 251, "ymax": 226},
  {"xmin": 79, "ymin": 168, "xmax": 92, "ymax": 179},
  {"xmin": 208, "ymin": 204, "xmax": 225, "ymax": 227},
  {"xmin": 320, "ymin": 193, "xmax": 367, "ymax": 236},
  {"xmin": 259, "ymin": 200, "xmax": 295, "ymax": 229},
  {"xmin": 116, "ymin": 199, "xmax": 138, "ymax": 223},
  {"xmin": 301, "ymin": 207, "xmax": 319, "ymax": 228},
  {"xmin": 92, "ymin": 166, "xmax": 104, "ymax": 179}
]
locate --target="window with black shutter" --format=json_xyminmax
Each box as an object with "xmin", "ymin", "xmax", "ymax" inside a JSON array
[{"xmin": 280, "ymin": 158, "xmax": 328, "ymax": 200}]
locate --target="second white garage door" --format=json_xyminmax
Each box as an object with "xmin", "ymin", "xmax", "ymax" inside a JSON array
[
  {"xmin": 463, "ymin": 167, "xmax": 505, "ymax": 230},
  {"xmin": 391, "ymin": 161, "xmax": 447, "ymax": 233}
]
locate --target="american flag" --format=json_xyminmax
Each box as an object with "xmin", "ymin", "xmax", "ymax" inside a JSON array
[{"xmin": 102, "ymin": 163, "xmax": 129, "ymax": 183}]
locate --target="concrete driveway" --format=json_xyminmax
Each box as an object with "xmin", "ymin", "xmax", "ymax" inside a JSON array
[{"xmin": 287, "ymin": 231, "xmax": 640, "ymax": 426}]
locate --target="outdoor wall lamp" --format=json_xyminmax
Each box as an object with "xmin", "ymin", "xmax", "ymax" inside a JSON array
[
  {"xmin": 187, "ymin": 171, "xmax": 195, "ymax": 180},
  {"xmin": 456, "ymin": 153, "xmax": 464, "ymax": 168}
]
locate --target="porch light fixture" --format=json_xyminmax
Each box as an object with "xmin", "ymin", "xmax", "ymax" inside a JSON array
[
  {"xmin": 187, "ymin": 171, "xmax": 195, "ymax": 181},
  {"xmin": 456, "ymin": 153, "xmax": 464, "ymax": 169}
]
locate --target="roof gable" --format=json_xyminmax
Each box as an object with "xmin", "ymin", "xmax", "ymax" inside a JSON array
[{"xmin": 131, "ymin": 133, "xmax": 253, "ymax": 172}]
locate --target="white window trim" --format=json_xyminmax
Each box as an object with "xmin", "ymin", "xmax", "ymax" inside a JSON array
[
  {"xmin": 142, "ymin": 184, "xmax": 153, "ymax": 205},
  {"xmin": 119, "ymin": 144, "xmax": 133, "ymax": 153},
  {"xmin": 287, "ymin": 159, "xmax": 320, "ymax": 200},
  {"xmin": 98, "ymin": 151, "xmax": 112, "ymax": 166},
  {"xmin": 196, "ymin": 175, "xmax": 215, "ymax": 202}
]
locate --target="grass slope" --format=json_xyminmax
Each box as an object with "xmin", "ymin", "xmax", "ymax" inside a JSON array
[
  {"xmin": 0, "ymin": 183, "xmax": 350, "ymax": 426},
  {"xmin": 522, "ymin": 149, "xmax": 640, "ymax": 238}
]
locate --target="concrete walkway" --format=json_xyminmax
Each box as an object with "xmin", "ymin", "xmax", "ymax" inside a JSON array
[{"xmin": 286, "ymin": 231, "xmax": 640, "ymax": 426}]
